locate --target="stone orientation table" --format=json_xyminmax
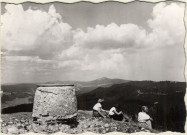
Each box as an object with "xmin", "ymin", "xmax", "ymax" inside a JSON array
[{"xmin": 32, "ymin": 84, "xmax": 77, "ymax": 132}]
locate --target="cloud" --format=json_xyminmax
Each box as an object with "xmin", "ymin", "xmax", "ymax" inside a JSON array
[
  {"xmin": 147, "ymin": 2, "xmax": 185, "ymax": 48},
  {"xmin": 73, "ymin": 2, "xmax": 185, "ymax": 52},
  {"xmin": 1, "ymin": 2, "xmax": 185, "ymax": 83},
  {"xmin": 1, "ymin": 4, "xmax": 73, "ymax": 59},
  {"xmin": 2, "ymin": 3, "xmax": 185, "ymax": 58},
  {"xmin": 73, "ymin": 23, "xmax": 147, "ymax": 51}
]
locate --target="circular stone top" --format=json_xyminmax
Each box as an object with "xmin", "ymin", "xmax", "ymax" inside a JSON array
[{"xmin": 36, "ymin": 84, "xmax": 74, "ymax": 87}]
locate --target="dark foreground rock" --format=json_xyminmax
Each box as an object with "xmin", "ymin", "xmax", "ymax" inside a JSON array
[{"xmin": 1, "ymin": 110, "xmax": 155, "ymax": 134}]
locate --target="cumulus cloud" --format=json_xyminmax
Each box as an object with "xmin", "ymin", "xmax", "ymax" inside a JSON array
[
  {"xmin": 64, "ymin": 2, "xmax": 185, "ymax": 79},
  {"xmin": 147, "ymin": 2, "xmax": 185, "ymax": 48},
  {"xmin": 73, "ymin": 23, "xmax": 147, "ymax": 51},
  {"xmin": 1, "ymin": 2, "xmax": 185, "ymax": 83},
  {"xmin": 73, "ymin": 2, "xmax": 185, "ymax": 52},
  {"xmin": 1, "ymin": 4, "xmax": 73, "ymax": 59},
  {"xmin": 2, "ymin": 3, "xmax": 185, "ymax": 57}
]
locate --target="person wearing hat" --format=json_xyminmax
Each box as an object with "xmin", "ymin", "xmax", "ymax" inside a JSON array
[
  {"xmin": 108, "ymin": 104, "xmax": 124, "ymax": 121},
  {"xmin": 93, "ymin": 98, "xmax": 107, "ymax": 118},
  {"xmin": 138, "ymin": 106, "xmax": 153, "ymax": 131}
]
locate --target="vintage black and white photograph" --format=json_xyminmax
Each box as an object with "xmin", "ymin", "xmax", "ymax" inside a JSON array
[{"xmin": 1, "ymin": 1, "xmax": 186, "ymax": 134}]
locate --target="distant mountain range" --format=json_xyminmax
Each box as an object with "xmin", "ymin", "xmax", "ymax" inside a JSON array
[
  {"xmin": 45, "ymin": 77, "xmax": 130, "ymax": 95},
  {"xmin": 46, "ymin": 77, "xmax": 129, "ymax": 87},
  {"xmin": 1, "ymin": 77, "xmax": 129, "ymax": 108},
  {"xmin": 77, "ymin": 81, "xmax": 186, "ymax": 110}
]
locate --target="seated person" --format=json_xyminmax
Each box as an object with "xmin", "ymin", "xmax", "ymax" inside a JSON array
[
  {"xmin": 93, "ymin": 98, "xmax": 107, "ymax": 118},
  {"xmin": 109, "ymin": 104, "xmax": 123, "ymax": 121},
  {"xmin": 138, "ymin": 106, "xmax": 153, "ymax": 131}
]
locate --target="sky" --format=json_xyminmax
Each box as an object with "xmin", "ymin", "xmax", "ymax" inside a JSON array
[{"xmin": 1, "ymin": 1, "xmax": 186, "ymax": 84}]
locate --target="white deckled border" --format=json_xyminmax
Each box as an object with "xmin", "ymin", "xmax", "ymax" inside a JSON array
[{"xmin": 0, "ymin": 0, "xmax": 186, "ymax": 135}]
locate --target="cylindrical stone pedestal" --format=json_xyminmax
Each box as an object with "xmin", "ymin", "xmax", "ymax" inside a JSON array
[{"xmin": 32, "ymin": 84, "xmax": 77, "ymax": 133}]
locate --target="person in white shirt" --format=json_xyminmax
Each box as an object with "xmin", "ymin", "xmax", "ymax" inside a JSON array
[
  {"xmin": 109, "ymin": 104, "xmax": 123, "ymax": 121},
  {"xmin": 138, "ymin": 106, "xmax": 153, "ymax": 131},
  {"xmin": 93, "ymin": 98, "xmax": 107, "ymax": 118}
]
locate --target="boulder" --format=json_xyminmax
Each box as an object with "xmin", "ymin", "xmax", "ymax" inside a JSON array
[{"xmin": 7, "ymin": 126, "xmax": 19, "ymax": 134}]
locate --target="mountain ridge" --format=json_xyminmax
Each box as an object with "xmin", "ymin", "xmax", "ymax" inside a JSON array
[{"xmin": 45, "ymin": 77, "xmax": 130, "ymax": 88}]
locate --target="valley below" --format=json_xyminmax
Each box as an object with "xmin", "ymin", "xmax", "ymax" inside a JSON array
[{"xmin": 1, "ymin": 78, "xmax": 186, "ymax": 133}]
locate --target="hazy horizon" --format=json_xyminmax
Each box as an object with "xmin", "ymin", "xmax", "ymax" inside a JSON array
[
  {"xmin": 1, "ymin": 76, "xmax": 186, "ymax": 85},
  {"xmin": 1, "ymin": 1, "xmax": 186, "ymax": 84}
]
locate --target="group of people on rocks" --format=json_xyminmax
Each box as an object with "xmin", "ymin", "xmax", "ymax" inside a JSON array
[{"xmin": 92, "ymin": 98, "xmax": 153, "ymax": 132}]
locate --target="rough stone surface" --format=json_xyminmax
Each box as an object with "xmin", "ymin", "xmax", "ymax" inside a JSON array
[
  {"xmin": 7, "ymin": 126, "xmax": 19, "ymax": 134},
  {"xmin": 1, "ymin": 111, "xmax": 160, "ymax": 134},
  {"xmin": 32, "ymin": 85, "xmax": 77, "ymax": 118},
  {"xmin": 32, "ymin": 85, "xmax": 77, "ymax": 132}
]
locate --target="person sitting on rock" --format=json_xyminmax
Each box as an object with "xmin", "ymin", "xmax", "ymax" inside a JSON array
[
  {"xmin": 93, "ymin": 98, "xmax": 108, "ymax": 118},
  {"xmin": 138, "ymin": 106, "xmax": 153, "ymax": 131},
  {"xmin": 108, "ymin": 104, "xmax": 124, "ymax": 121}
]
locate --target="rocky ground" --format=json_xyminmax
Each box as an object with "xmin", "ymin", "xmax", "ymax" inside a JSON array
[{"xmin": 1, "ymin": 110, "xmax": 149, "ymax": 134}]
